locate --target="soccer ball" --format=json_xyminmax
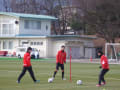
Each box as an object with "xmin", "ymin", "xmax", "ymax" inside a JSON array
[
  {"xmin": 48, "ymin": 78, "xmax": 53, "ymax": 83},
  {"xmin": 76, "ymin": 80, "xmax": 82, "ymax": 85}
]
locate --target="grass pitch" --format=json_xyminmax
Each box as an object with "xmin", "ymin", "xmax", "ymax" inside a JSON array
[{"xmin": 0, "ymin": 60, "xmax": 120, "ymax": 90}]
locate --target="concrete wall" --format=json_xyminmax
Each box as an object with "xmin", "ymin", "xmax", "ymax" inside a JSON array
[{"xmin": 0, "ymin": 15, "xmax": 19, "ymax": 36}]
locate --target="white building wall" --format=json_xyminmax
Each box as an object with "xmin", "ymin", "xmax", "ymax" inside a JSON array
[
  {"xmin": 0, "ymin": 15, "xmax": 19, "ymax": 36},
  {"xmin": 46, "ymin": 38, "xmax": 53, "ymax": 57},
  {"xmin": 0, "ymin": 39, "xmax": 19, "ymax": 52},
  {"xmin": 0, "ymin": 37, "xmax": 96, "ymax": 58},
  {"xmin": 19, "ymin": 38, "xmax": 47, "ymax": 57},
  {"xmin": 52, "ymin": 41, "xmax": 66, "ymax": 57},
  {"xmin": 19, "ymin": 18, "xmax": 51, "ymax": 36}
]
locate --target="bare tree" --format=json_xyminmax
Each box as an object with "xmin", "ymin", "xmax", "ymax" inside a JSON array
[
  {"xmin": 40, "ymin": 0, "xmax": 72, "ymax": 35},
  {"xmin": 86, "ymin": 0, "xmax": 120, "ymax": 43},
  {"xmin": 3, "ymin": 0, "xmax": 10, "ymax": 12},
  {"xmin": 10, "ymin": 0, "xmax": 39, "ymax": 14}
]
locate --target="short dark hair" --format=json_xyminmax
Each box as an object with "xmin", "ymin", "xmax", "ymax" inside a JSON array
[
  {"xmin": 98, "ymin": 50, "xmax": 103, "ymax": 55},
  {"xmin": 61, "ymin": 45, "xmax": 65, "ymax": 48},
  {"xmin": 27, "ymin": 47, "xmax": 32, "ymax": 52}
]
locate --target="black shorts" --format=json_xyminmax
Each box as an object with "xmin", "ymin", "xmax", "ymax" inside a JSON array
[{"xmin": 56, "ymin": 63, "xmax": 64, "ymax": 70}]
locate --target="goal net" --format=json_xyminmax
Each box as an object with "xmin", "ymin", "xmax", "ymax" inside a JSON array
[{"xmin": 105, "ymin": 43, "xmax": 120, "ymax": 62}]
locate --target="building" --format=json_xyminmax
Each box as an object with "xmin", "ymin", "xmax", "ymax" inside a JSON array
[{"xmin": 0, "ymin": 12, "xmax": 96, "ymax": 59}]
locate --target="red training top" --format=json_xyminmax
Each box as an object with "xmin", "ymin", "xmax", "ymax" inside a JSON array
[
  {"xmin": 56, "ymin": 50, "xmax": 66, "ymax": 64},
  {"xmin": 23, "ymin": 52, "xmax": 31, "ymax": 67},
  {"xmin": 100, "ymin": 55, "xmax": 109, "ymax": 69}
]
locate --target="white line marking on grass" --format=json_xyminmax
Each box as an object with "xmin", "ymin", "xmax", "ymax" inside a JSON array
[
  {"xmin": 68, "ymin": 74, "xmax": 120, "ymax": 81},
  {"xmin": 0, "ymin": 70, "xmax": 20, "ymax": 72}
]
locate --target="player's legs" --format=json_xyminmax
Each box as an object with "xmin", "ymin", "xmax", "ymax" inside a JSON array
[
  {"xmin": 98, "ymin": 69, "xmax": 109, "ymax": 85},
  {"xmin": 60, "ymin": 64, "xmax": 65, "ymax": 80},
  {"xmin": 17, "ymin": 67, "xmax": 27, "ymax": 82},
  {"xmin": 27, "ymin": 66, "xmax": 37, "ymax": 82},
  {"xmin": 98, "ymin": 69, "xmax": 104, "ymax": 85},
  {"xmin": 101, "ymin": 69, "xmax": 109, "ymax": 83},
  {"xmin": 53, "ymin": 63, "xmax": 60, "ymax": 78}
]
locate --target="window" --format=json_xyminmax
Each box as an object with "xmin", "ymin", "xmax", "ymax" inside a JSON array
[
  {"xmin": 31, "ymin": 21, "xmax": 36, "ymax": 29},
  {"xmin": 9, "ymin": 41, "xmax": 13, "ymax": 49},
  {"xmin": 34, "ymin": 42, "xmax": 37, "ymax": 45},
  {"xmin": 46, "ymin": 25, "xmax": 48, "ymax": 30},
  {"xmin": 31, "ymin": 41, "xmax": 43, "ymax": 46},
  {"xmin": 2, "ymin": 24, "xmax": 9, "ymax": 34},
  {"xmin": 31, "ymin": 42, "xmax": 33, "ymax": 45},
  {"xmin": 24, "ymin": 20, "xmax": 41, "ymax": 30},
  {"xmin": 37, "ymin": 42, "xmax": 40, "ymax": 45},
  {"xmin": 3, "ymin": 41, "xmax": 7, "ymax": 49},
  {"xmin": 37, "ymin": 21, "xmax": 41, "ymax": 30},
  {"xmin": 2, "ymin": 24, "xmax": 14, "ymax": 35},
  {"xmin": 24, "ymin": 20, "xmax": 29, "ymax": 29},
  {"xmin": 3, "ymin": 41, "xmax": 13, "ymax": 50}
]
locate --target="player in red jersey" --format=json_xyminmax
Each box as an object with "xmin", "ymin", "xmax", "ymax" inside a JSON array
[
  {"xmin": 17, "ymin": 47, "xmax": 39, "ymax": 83},
  {"xmin": 96, "ymin": 51, "xmax": 109, "ymax": 87},
  {"xmin": 52, "ymin": 45, "xmax": 66, "ymax": 80}
]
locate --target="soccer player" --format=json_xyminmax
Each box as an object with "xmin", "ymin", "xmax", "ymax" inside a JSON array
[
  {"xmin": 52, "ymin": 45, "xmax": 67, "ymax": 80},
  {"xmin": 96, "ymin": 51, "xmax": 109, "ymax": 87},
  {"xmin": 17, "ymin": 47, "xmax": 40, "ymax": 83}
]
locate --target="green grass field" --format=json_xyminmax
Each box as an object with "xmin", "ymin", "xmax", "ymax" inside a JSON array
[{"xmin": 0, "ymin": 60, "xmax": 120, "ymax": 90}]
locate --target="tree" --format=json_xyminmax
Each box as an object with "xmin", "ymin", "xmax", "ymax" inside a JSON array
[
  {"xmin": 71, "ymin": 20, "xmax": 83, "ymax": 34},
  {"xmin": 86, "ymin": 0, "xmax": 120, "ymax": 43},
  {"xmin": 85, "ymin": 0, "xmax": 120, "ymax": 58},
  {"xmin": 3, "ymin": 0, "xmax": 10, "ymax": 12},
  {"xmin": 42, "ymin": 0, "xmax": 72, "ymax": 35},
  {"xmin": 70, "ymin": 13, "xmax": 84, "ymax": 35},
  {"xmin": 10, "ymin": 0, "xmax": 40, "ymax": 14}
]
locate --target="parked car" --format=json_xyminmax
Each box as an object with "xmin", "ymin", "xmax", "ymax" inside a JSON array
[
  {"xmin": 0, "ymin": 51, "xmax": 8, "ymax": 56},
  {"xmin": 16, "ymin": 47, "xmax": 39, "ymax": 59}
]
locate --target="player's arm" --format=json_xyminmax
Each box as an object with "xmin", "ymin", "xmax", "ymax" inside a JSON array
[
  {"xmin": 99, "ymin": 57, "xmax": 103, "ymax": 69},
  {"xmin": 64, "ymin": 52, "xmax": 66, "ymax": 64},
  {"xmin": 26, "ymin": 54, "xmax": 30, "ymax": 66},
  {"xmin": 23, "ymin": 54, "xmax": 27, "ymax": 66},
  {"xmin": 56, "ymin": 51, "xmax": 60, "ymax": 62}
]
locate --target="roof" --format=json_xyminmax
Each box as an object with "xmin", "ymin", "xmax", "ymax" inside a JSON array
[
  {"xmin": 49, "ymin": 35, "xmax": 97, "ymax": 39},
  {"xmin": 0, "ymin": 34, "xmax": 97, "ymax": 39},
  {"xmin": 0, "ymin": 12, "xmax": 58, "ymax": 20},
  {"xmin": 16, "ymin": 34, "xmax": 97, "ymax": 39}
]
